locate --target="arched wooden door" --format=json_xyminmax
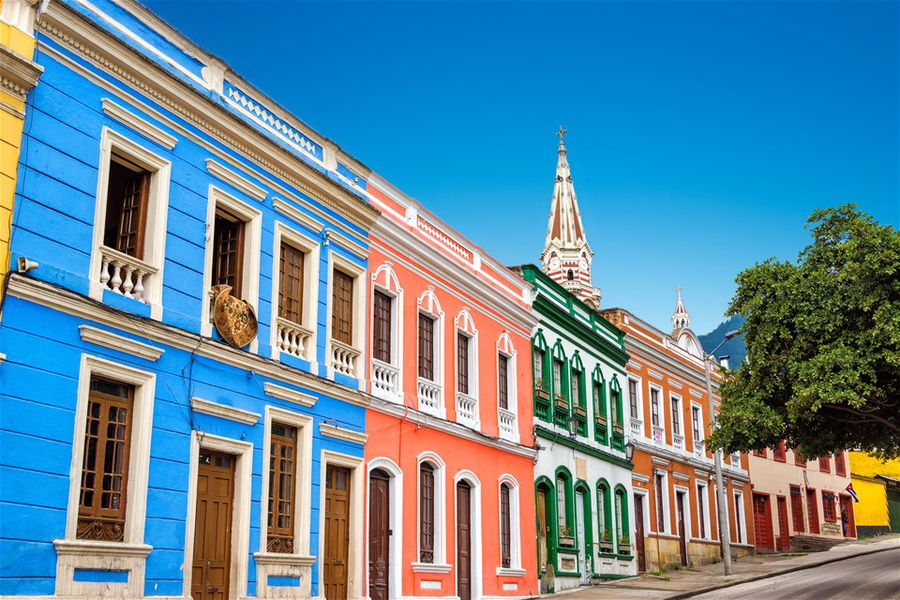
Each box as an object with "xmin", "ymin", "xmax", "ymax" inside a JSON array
[
  {"xmin": 369, "ymin": 469, "xmax": 391, "ymax": 600},
  {"xmin": 456, "ymin": 481, "xmax": 472, "ymax": 600}
]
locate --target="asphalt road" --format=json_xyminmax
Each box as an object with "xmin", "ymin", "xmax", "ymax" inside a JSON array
[{"xmin": 693, "ymin": 547, "xmax": 900, "ymax": 600}]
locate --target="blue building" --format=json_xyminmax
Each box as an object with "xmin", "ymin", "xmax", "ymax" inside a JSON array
[{"xmin": 0, "ymin": 1, "xmax": 380, "ymax": 598}]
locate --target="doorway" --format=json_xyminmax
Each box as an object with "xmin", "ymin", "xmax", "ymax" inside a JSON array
[
  {"xmin": 456, "ymin": 480, "xmax": 472, "ymax": 600},
  {"xmin": 675, "ymin": 490, "xmax": 688, "ymax": 566},
  {"xmin": 368, "ymin": 469, "xmax": 390, "ymax": 600},
  {"xmin": 324, "ymin": 465, "xmax": 351, "ymax": 600},
  {"xmin": 633, "ymin": 493, "xmax": 647, "ymax": 572},
  {"xmin": 575, "ymin": 489, "xmax": 589, "ymax": 584},
  {"xmin": 753, "ymin": 492, "xmax": 774, "ymax": 551},
  {"xmin": 776, "ymin": 496, "xmax": 790, "ymax": 551},
  {"xmin": 839, "ymin": 494, "xmax": 856, "ymax": 538},
  {"xmin": 536, "ymin": 486, "xmax": 551, "ymax": 593},
  {"xmin": 192, "ymin": 451, "xmax": 235, "ymax": 600}
]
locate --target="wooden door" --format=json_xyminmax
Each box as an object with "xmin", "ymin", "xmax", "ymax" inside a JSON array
[
  {"xmin": 633, "ymin": 493, "xmax": 646, "ymax": 572},
  {"xmin": 753, "ymin": 493, "xmax": 774, "ymax": 550},
  {"xmin": 456, "ymin": 481, "xmax": 472, "ymax": 600},
  {"xmin": 575, "ymin": 490, "xmax": 589, "ymax": 584},
  {"xmin": 368, "ymin": 469, "xmax": 390, "ymax": 600},
  {"xmin": 192, "ymin": 451, "xmax": 234, "ymax": 600},
  {"xmin": 676, "ymin": 492, "xmax": 688, "ymax": 566},
  {"xmin": 806, "ymin": 489, "xmax": 820, "ymax": 534},
  {"xmin": 536, "ymin": 488, "xmax": 549, "ymax": 590},
  {"xmin": 839, "ymin": 495, "xmax": 856, "ymax": 538},
  {"xmin": 324, "ymin": 465, "xmax": 351, "ymax": 600},
  {"xmin": 776, "ymin": 496, "xmax": 790, "ymax": 551}
]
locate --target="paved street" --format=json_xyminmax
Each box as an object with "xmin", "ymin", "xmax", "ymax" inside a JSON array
[{"xmin": 693, "ymin": 547, "xmax": 900, "ymax": 600}]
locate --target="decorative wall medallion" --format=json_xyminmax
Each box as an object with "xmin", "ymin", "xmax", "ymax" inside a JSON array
[{"xmin": 210, "ymin": 285, "xmax": 258, "ymax": 348}]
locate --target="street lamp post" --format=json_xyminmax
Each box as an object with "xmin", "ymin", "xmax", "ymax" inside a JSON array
[{"xmin": 705, "ymin": 330, "xmax": 739, "ymax": 576}]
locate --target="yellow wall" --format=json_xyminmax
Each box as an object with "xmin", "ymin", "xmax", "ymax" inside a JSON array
[
  {"xmin": 851, "ymin": 475, "xmax": 888, "ymax": 528},
  {"xmin": 849, "ymin": 452, "xmax": 900, "ymax": 479}
]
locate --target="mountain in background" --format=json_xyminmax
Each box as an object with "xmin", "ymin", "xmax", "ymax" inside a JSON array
[{"xmin": 699, "ymin": 315, "xmax": 747, "ymax": 367}]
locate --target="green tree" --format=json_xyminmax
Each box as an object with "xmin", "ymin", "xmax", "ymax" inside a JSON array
[{"xmin": 709, "ymin": 205, "xmax": 900, "ymax": 459}]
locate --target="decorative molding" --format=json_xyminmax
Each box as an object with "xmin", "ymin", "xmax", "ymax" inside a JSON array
[
  {"xmin": 652, "ymin": 457, "xmax": 670, "ymax": 466},
  {"xmin": 410, "ymin": 562, "xmax": 452, "ymax": 574},
  {"xmin": 631, "ymin": 473, "xmax": 650, "ymax": 483},
  {"xmin": 190, "ymin": 397, "xmax": 260, "ymax": 425},
  {"xmin": 0, "ymin": 44, "xmax": 43, "ymax": 101},
  {"xmin": 79, "ymin": 325, "xmax": 164, "ymax": 361},
  {"xmin": 672, "ymin": 472, "xmax": 691, "ymax": 481},
  {"xmin": 206, "ymin": 159, "xmax": 267, "ymax": 201},
  {"xmin": 647, "ymin": 369, "xmax": 663, "ymax": 380},
  {"xmin": 319, "ymin": 422, "xmax": 367, "ymax": 445},
  {"xmin": 667, "ymin": 380, "xmax": 683, "ymax": 389},
  {"xmin": 252, "ymin": 552, "xmax": 316, "ymax": 567},
  {"xmin": 53, "ymin": 539, "xmax": 152, "ymax": 558},
  {"xmin": 495, "ymin": 567, "xmax": 526, "ymax": 577},
  {"xmin": 325, "ymin": 227, "xmax": 368, "ymax": 259},
  {"xmin": 690, "ymin": 389, "xmax": 704, "ymax": 398},
  {"xmin": 263, "ymin": 382, "xmax": 317, "ymax": 407},
  {"xmin": 101, "ymin": 98, "xmax": 177, "ymax": 149},
  {"xmin": 273, "ymin": 196, "xmax": 323, "ymax": 234}
]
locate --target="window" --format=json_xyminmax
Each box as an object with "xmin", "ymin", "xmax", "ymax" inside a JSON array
[
  {"xmin": 267, "ymin": 423, "xmax": 297, "ymax": 553},
  {"xmin": 819, "ymin": 456, "xmax": 831, "ymax": 473},
  {"xmin": 655, "ymin": 473, "xmax": 666, "ymax": 532},
  {"xmin": 457, "ymin": 332, "xmax": 470, "ymax": 395},
  {"xmin": 571, "ymin": 369, "xmax": 581, "ymax": 407},
  {"xmin": 419, "ymin": 463, "xmax": 435, "ymax": 562},
  {"xmin": 553, "ymin": 359, "xmax": 564, "ymax": 398},
  {"xmin": 794, "ymin": 447, "xmax": 807, "ymax": 466},
  {"xmin": 331, "ymin": 269, "xmax": 354, "ymax": 345},
  {"xmin": 835, "ymin": 452, "xmax": 846, "ymax": 476},
  {"xmin": 78, "ymin": 377, "xmax": 135, "ymax": 541},
  {"xmin": 500, "ymin": 483, "xmax": 511, "ymax": 568},
  {"xmin": 610, "ymin": 384, "xmax": 622, "ymax": 426},
  {"xmin": 498, "ymin": 354, "xmax": 509, "ymax": 410},
  {"xmin": 734, "ymin": 491, "xmax": 746, "ymax": 543},
  {"xmin": 597, "ymin": 482, "xmax": 612, "ymax": 547},
  {"xmin": 103, "ymin": 156, "xmax": 149, "ymax": 259},
  {"xmin": 556, "ymin": 475, "xmax": 568, "ymax": 532},
  {"xmin": 278, "ymin": 241, "xmax": 304, "ymax": 325},
  {"xmin": 790, "ymin": 486, "xmax": 805, "ymax": 533},
  {"xmin": 372, "ymin": 290, "xmax": 392, "ymax": 364},
  {"xmin": 696, "ymin": 484, "xmax": 707, "ymax": 539},
  {"xmin": 650, "ymin": 388, "xmax": 661, "ymax": 427},
  {"xmin": 533, "ymin": 348, "xmax": 545, "ymax": 390},
  {"xmin": 754, "ymin": 448, "xmax": 768, "ymax": 458},
  {"xmin": 671, "ymin": 396, "xmax": 682, "ymax": 436},
  {"xmin": 555, "ymin": 471, "xmax": 574, "ymax": 544},
  {"xmin": 615, "ymin": 488, "xmax": 630, "ymax": 553},
  {"xmin": 822, "ymin": 491, "xmax": 836, "ymax": 522},
  {"xmin": 418, "ymin": 313, "xmax": 435, "ymax": 381},
  {"xmin": 773, "ymin": 441, "xmax": 786, "ymax": 462},
  {"xmin": 691, "ymin": 405, "xmax": 703, "ymax": 446},
  {"xmin": 628, "ymin": 378, "xmax": 639, "ymax": 420},
  {"xmin": 212, "ymin": 209, "xmax": 246, "ymax": 298}
]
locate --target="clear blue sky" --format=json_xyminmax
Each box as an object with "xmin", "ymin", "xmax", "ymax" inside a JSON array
[{"xmin": 146, "ymin": 0, "xmax": 899, "ymax": 334}]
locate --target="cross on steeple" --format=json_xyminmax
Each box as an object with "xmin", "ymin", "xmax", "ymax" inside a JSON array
[{"xmin": 556, "ymin": 125, "xmax": 567, "ymax": 139}]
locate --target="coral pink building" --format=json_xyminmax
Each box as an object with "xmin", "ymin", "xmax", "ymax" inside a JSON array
[{"xmin": 362, "ymin": 175, "xmax": 540, "ymax": 600}]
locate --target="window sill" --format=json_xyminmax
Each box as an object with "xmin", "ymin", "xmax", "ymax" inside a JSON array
[
  {"xmin": 411, "ymin": 562, "xmax": 452, "ymax": 574},
  {"xmin": 54, "ymin": 539, "xmax": 153, "ymax": 558},
  {"xmin": 496, "ymin": 567, "xmax": 526, "ymax": 577}
]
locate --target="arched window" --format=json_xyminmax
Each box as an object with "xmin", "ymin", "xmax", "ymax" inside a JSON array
[
  {"xmin": 615, "ymin": 485, "xmax": 631, "ymax": 555},
  {"xmin": 419, "ymin": 462, "xmax": 435, "ymax": 562},
  {"xmin": 555, "ymin": 469, "xmax": 574, "ymax": 547},
  {"xmin": 551, "ymin": 342, "xmax": 569, "ymax": 428},
  {"xmin": 597, "ymin": 480, "xmax": 613, "ymax": 551},
  {"xmin": 610, "ymin": 376, "xmax": 624, "ymax": 450},
  {"xmin": 570, "ymin": 353, "xmax": 587, "ymax": 436},
  {"xmin": 566, "ymin": 269, "xmax": 574, "ymax": 280},
  {"xmin": 500, "ymin": 483, "xmax": 512, "ymax": 568},
  {"xmin": 532, "ymin": 331, "xmax": 551, "ymax": 421},
  {"xmin": 592, "ymin": 367, "xmax": 608, "ymax": 444}
]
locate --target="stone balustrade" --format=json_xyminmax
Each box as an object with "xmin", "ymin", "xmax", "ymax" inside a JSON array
[{"xmin": 99, "ymin": 245, "xmax": 157, "ymax": 303}]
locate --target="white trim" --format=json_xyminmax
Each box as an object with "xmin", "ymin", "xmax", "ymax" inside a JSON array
[
  {"xmin": 648, "ymin": 383, "xmax": 665, "ymax": 444},
  {"xmin": 417, "ymin": 288, "xmax": 445, "ymax": 418},
  {"xmin": 319, "ymin": 422, "xmax": 368, "ymax": 445},
  {"xmin": 263, "ymin": 381, "xmax": 318, "ymax": 407},
  {"xmin": 270, "ymin": 221, "xmax": 321, "ymax": 366},
  {"xmin": 206, "ymin": 158, "xmax": 268, "ymax": 201},
  {"xmin": 325, "ymin": 251, "xmax": 367, "ymax": 384},
  {"xmin": 453, "ymin": 470, "xmax": 482, "ymax": 600},
  {"xmin": 631, "ymin": 473, "xmax": 650, "ymax": 483},
  {"xmin": 326, "ymin": 226, "xmax": 368, "ymax": 259},
  {"xmin": 102, "ymin": 97, "xmax": 177, "ymax": 149},
  {"xmin": 78, "ymin": 325, "xmax": 164, "ymax": 361},
  {"xmin": 733, "ymin": 490, "xmax": 747, "ymax": 545},
  {"xmin": 497, "ymin": 474, "xmax": 522, "ymax": 572},
  {"xmin": 199, "ymin": 185, "xmax": 262, "ymax": 352},
  {"xmin": 690, "ymin": 401, "xmax": 705, "ymax": 453},
  {"xmin": 454, "ymin": 315, "xmax": 479, "ymax": 429},
  {"xmin": 626, "ymin": 374, "xmax": 643, "ymax": 425},
  {"xmin": 190, "ymin": 396, "xmax": 260, "ymax": 425},
  {"xmin": 417, "ymin": 451, "xmax": 447, "ymax": 566},
  {"xmin": 272, "ymin": 196, "xmax": 324, "ymax": 234},
  {"xmin": 366, "ymin": 458, "xmax": 403, "ymax": 600},
  {"xmin": 182, "ymin": 432, "xmax": 253, "ymax": 600},
  {"xmin": 653, "ymin": 470, "xmax": 672, "ymax": 535},
  {"xmin": 370, "ymin": 263, "xmax": 404, "ymax": 403},
  {"xmin": 88, "ymin": 127, "xmax": 171, "ymax": 320},
  {"xmin": 256, "ymin": 406, "xmax": 315, "ymax": 599},
  {"xmin": 318, "ymin": 451, "xmax": 365, "ymax": 600},
  {"xmin": 673, "ymin": 486, "xmax": 692, "ymax": 546},
  {"xmin": 410, "ymin": 563, "xmax": 452, "ymax": 574},
  {"xmin": 632, "ymin": 489, "xmax": 651, "ymax": 548},
  {"xmin": 696, "ymin": 480, "xmax": 712, "ymax": 541},
  {"xmin": 496, "ymin": 332, "xmax": 519, "ymax": 443}
]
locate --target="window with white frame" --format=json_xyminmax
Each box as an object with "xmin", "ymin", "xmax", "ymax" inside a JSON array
[
  {"xmin": 496, "ymin": 333, "xmax": 518, "ymax": 442},
  {"xmin": 327, "ymin": 254, "xmax": 365, "ymax": 380},
  {"xmin": 497, "ymin": 477, "xmax": 522, "ymax": 573},
  {"xmin": 370, "ymin": 264, "xmax": 403, "ymax": 401},
  {"xmin": 90, "ymin": 128, "xmax": 171, "ymax": 317},
  {"xmin": 454, "ymin": 310, "xmax": 478, "ymax": 427},
  {"xmin": 271, "ymin": 223, "xmax": 318, "ymax": 363},
  {"xmin": 653, "ymin": 471, "xmax": 670, "ymax": 534},
  {"xmin": 649, "ymin": 385, "xmax": 664, "ymax": 444},
  {"xmin": 733, "ymin": 491, "xmax": 746, "ymax": 544},
  {"xmin": 627, "ymin": 377, "xmax": 641, "ymax": 422},
  {"xmin": 671, "ymin": 394, "xmax": 682, "ymax": 436},
  {"xmin": 696, "ymin": 482, "xmax": 710, "ymax": 539},
  {"xmin": 416, "ymin": 290, "xmax": 444, "ymax": 416},
  {"xmin": 413, "ymin": 454, "xmax": 447, "ymax": 570},
  {"xmin": 691, "ymin": 403, "xmax": 704, "ymax": 451}
]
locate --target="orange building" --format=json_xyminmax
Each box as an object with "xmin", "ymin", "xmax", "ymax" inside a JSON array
[
  {"xmin": 602, "ymin": 292, "xmax": 755, "ymax": 571},
  {"xmin": 362, "ymin": 174, "xmax": 540, "ymax": 600}
]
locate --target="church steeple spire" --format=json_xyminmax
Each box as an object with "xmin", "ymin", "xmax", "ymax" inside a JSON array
[
  {"xmin": 672, "ymin": 285, "xmax": 691, "ymax": 332},
  {"xmin": 540, "ymin": 127, "xmax": 601, "ymax": 308}
]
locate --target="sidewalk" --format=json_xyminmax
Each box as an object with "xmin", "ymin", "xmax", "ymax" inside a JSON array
[{"xmin": 544, "ymin": 534, "xmax": 900, "ymax": 600}]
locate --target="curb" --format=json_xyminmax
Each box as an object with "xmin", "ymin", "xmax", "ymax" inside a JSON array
[{"xmin": 663, "ymin": 543, "xmax": 898, "ymax": 599}]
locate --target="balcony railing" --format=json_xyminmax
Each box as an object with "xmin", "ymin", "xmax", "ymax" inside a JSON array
[
  {"xmin": 630, "ymin": 418, "xmax": 643, "ymax": 438},
  {"xmin": 99, "ymin": 245, "xmax": 157, "ymax": 303},
  {"xmin": 418, "ymin": 377, "xmax": 441, "ymax": 415},
  {"xmin": 673, "ymin": 433, "xmax": 684, "ymax": 451},
  {"xmin": 651, "ymin": 425, "xmax": 664, "ymax": 445},
  {"xmin": 694, "ymin": 440, "xmax": 706, "ymax": 457},
  {"xmin": 371, "ymin": 359, "xmax": 400, "ymax": 400},
  {"xmin": 456, "ymin": 392, "xmax": 478, "ymax": 426},
  {"xmin": 498, "ymin": 407, "xmax": 517, "ymax": 441},
  {"xmin": 330, "ymin": 339, "xmax": 360, "ymax": 377},
  {"xmin": 275, "ymin": 317, "xmax": 313, "ymax": 359}
]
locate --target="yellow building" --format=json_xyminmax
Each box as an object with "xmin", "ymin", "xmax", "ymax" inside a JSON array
[
  {"xmin": 849, "ymin": 452, "xmax": 900, "ymax": 536},
  {"xmin": 1, "ymin": 0, "xmax": 41, "ymax": 299}
]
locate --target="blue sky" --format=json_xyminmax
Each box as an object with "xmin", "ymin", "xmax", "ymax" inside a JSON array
[{"xmin": 146, "ymin": 0, "xmax": 899, "ymax": 334}]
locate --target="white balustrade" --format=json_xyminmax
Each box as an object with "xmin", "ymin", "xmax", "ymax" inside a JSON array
[
  {"xmin": 417, "ymin": 377, "xmax": 442, "ymax": 414},
  {"xmin": 498, "ymin": 407, "xmax": 517, "ymax": 441},
  {"xmin": 694, "ymin": 440, "xmax": 706, "ymax": 457},
  {"xmin": 372, "ymin": 359, "xmax": 400, "ymax": 399},
  {"xmin": 456, "ymin": 392, "xmax": 477, "ymax": 426},
  {"xmin": 673, "ymin": 433, "xmax": 685, "ymax": 451},
  {"xmin": 330, "ymin": 339, "xmax": 360, "ymax": 377},
  {"xmin": 630, "ymin": 418, "xmax": 643, "ymax": 438},
  {"xmin": 652, "ymin": 425, "xmax": 664, "ymax": 444},
  {"xmin": 276, "ymin": 317, "xmax": 313, "ymax": 359},
  {"xmin": 99, "ymin": 246, "xmax": 157, "ymax": 303}
]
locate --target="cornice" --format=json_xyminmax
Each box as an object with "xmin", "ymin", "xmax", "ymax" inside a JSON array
[
  {"xmin": 79, "ymin": 324, "xmax": 164, "ymax": 361},
  {"xmin": 37, "ymin": 4, "xmax": 380, "ymax": 232},
  {"xmin": 206, "ymin": 159, "xmax": 267, "ymax": 201},
  {"xmin": 263, "ymin": 382, "xmax": 318, "ymax": 407},
  {"xmin": 534, "ymin": 425, "xmax": 633, "ymax": 470},
  {"xmin": 319, "ymin": 422, "xmax": 368, "ymax": 445},
  {"xmin": 623, "ymin": 331, "xmax": 719, "ymax": 392},
  {"xmin": 0, "ymin": 43, "xmax": 43, "ymax": 101},
  {"xmin": 101, "ymin": 97, "xmax": 177, "ymax": 149},
  {"xmin": 635, "ymin": 440, "xmax": 750, "ymax": 482},
  {"xmin": 190, "ymin": 396, "xmax": 261, "ymax": 425}
]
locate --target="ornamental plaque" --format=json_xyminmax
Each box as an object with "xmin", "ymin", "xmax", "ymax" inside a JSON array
[{"xmin": 210, "ymin": 284, "xmax": 258, "ymax": 348}]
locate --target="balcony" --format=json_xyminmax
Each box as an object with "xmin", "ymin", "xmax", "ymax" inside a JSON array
[
  {"xmin": 371, "ymin": 359, "xmax": 400, "ymax": 400},
  {"xmin": 651, "ymin": 425, "xmax": 664, "ymax": 445},
  {"xmin": 673, "ymin": 433, "xmax": 684, "ymax": 451},
  {"xmin": 498, "ymin": 407, "xmax": 517, "ymax": 442},
  {"xmin": 417, "ymin": 377, "xmax": 442, "ymax": 416},
  {"xmin": 456, "ymin": 392, "xmax": 478, "ymax": 427},
  {"xmin": 330, "ymin": 339, "xmax": 360, "ymax": 377},
  {"xmin": 99, "ymin": 245, "xmax": 157, "ymax": 303},
  {"xmin": 630, "ymin": 418, "xmax": 643, "ymax": 438},
  {"xmin": 275, "ymin": 317, "xmax": 313, "ymax": 360},
  {"xmin": 693, "ymin": 440, "xmax": 706, "ymax": 458}
]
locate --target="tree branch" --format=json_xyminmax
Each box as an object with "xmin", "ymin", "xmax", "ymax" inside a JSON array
[{"xmin": 827, "ymin": 405, "xmax": 899, "ymax": 433}]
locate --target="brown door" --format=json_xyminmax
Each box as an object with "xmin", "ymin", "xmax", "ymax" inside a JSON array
[
  {"xmin": 634, "ymin": 493, "xmax": 647, "ymax": 572},
  {"xmin": 840, "ymin": 495, "xmax": 856, "ymax": 538},
  {"xmin": 456, "ymin": 481, "xmax": 472, "ymax": 600},
  {"xmin": 676, "ymin": 492, "xmax": 688, "ymax": 566},
  {"xmin": 324, "ymin": 465, "xmax": 351, "ymax": 600},
  {"xmin": 536, "ymin": 488, "xmax": 549, "ymax": 591},
  {"xmin": 806, "ymin": 489, "xmax": 820, "ymax": 534},
  {"xmin": 753, "ymin": 493, "xmax": 774, "ymax": 550},
  {"xmin": 368, "ymin": 469, "xmax": 390, "ymax": 600},
  {"xmin": 192, "ymin": 451, "xmax": 234, "ymax": 600},
  {"xmin": 776, "ymin": 496, "xmax": 790, "ymax": 551}
]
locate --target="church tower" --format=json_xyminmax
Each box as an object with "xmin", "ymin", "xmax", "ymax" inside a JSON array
[
  {"xmin": 671, "ymin": 285, "xmax": 703, "ymax": 357},
  {"xmin": 540, "ymin": 127, "xmax": 602, "ymax": 308}
]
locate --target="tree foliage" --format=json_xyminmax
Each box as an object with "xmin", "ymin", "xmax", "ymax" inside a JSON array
[{"xmin": 708, "ymin": 205, "xmax": 900, "ymax": 459}]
